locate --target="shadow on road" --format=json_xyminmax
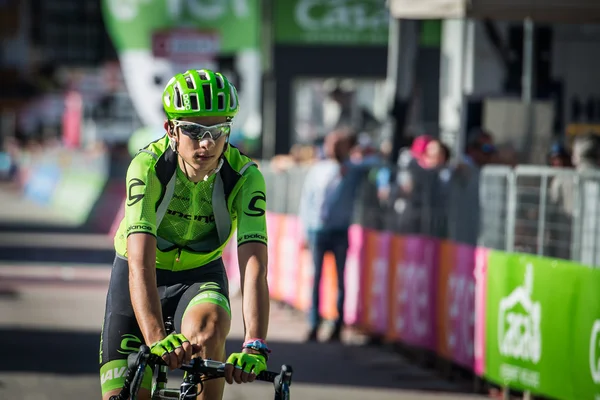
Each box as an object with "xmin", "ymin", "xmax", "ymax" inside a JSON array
[{"xmin": 0, "ymin": 327, "xmax": 473, "ymax": 394}]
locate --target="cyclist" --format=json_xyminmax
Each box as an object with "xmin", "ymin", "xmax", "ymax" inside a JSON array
[{"xmin": 99, "ymin": 69, "xmax": 271, "ymax": 400}]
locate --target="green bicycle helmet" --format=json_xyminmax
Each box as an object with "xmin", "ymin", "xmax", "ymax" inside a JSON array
[{"xmin": 162, "ymin": 69, "xmax": 239, "ymax": 120}]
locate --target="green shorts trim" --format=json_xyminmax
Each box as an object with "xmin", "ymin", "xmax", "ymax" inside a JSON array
[{"xmin": 183, "ymin": 289, "xmax": 231, "ymax": 319}]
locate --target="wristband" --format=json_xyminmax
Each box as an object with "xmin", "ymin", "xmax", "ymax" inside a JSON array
[{"xmin": 242, "ymin": 338, "xmax": 271, "ymax": 360}]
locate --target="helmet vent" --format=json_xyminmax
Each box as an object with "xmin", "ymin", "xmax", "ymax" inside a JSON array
[
  {"xmin": 215, "ymin": 74, "xmax": 225, "ymax": 89},
  {"xmin": 229, "ymin": 86, "xmax": 237, "ymax": 109},
  {"xmin": 185, "ymin": 75, "xmax": 195, "ymax": 89},
  {"xmin": 198, "ymin": 70, "xmax": 208, "ymax": 80},
  {"xmin": 189, "ymin": 93, "xmax": 199, "ymax": 110},
  {"xmin": 202, "ymin": 84, "xmax": 212, "ymax": 110},
  {"xmin": 217, "ymin": 92, "xmax": 225, "ymax": 111},
  {"xmin": 174, "ymin": 85, "xmax": 183, "ymax": 109}
]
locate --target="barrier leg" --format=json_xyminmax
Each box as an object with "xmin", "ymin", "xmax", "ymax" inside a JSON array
[{"xmin": 472, "ymin": 375, "xmax": 485, "ymax": 394}]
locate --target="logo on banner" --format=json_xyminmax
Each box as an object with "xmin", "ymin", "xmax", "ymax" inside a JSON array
[
  {"xmin": 397, "ymin": 262, "xmax": 429, "ymax": 337},
  {"xmin": 167, "ymin": 0, "xmax": 251, "ymax": 21},
  {"xmin": 590, "ymin": 320, "xmax": 600, "ymax": 384},
  {"xmin": 294, "ymin": 0, "xmax": 388, "ymax": 33},
  {"xmin": 497, "ymin": 263, "xmax": 541, "ymax": 387},
  {"xmin": 369, "ymin": 257, "xmax": 388, "ymax": 326},
  {"xmin": 447, "ymin": 273, "xmax": 475, "ymax": 358},
  {"xmin": 152, "ymin": 28, "xmax": 221, "ymax": 69}
]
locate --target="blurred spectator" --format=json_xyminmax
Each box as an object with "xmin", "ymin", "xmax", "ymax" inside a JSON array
[
  {"xmin": 270, "ymin": 142, "xmax": 319, "ymax": 172},
  {"xmin": 463, "ymin": 128, "xmax": 496, "ymax": 168},
  {"xmin": 571, "ymin": 133, "xmax": 600, "ymax": 171},
  {"xmin": 299, "ymin": 130, "xmax": 360, "ymax": 343},
  {"xmin": 379, "ymin": 134, "xmax": 432, "ymax": 200},
  {"xmin": 551, "ymin": 133, "xmax": 600, "ymax": 211},
  {"xmin": 443, "ymin": 128, "xmax": 497, "ymax": 246},
  {"xmin": 548, "ymin": 133, "xmax": 600, "ymax": 259},
  {"xmin": 0, "ymin": 136, "xmax": 19, "ymax": 182},
  {"xmin": 495, "ymin": 143, "xmax": 520, "ymax": 167},
  {"xmin": 410, "ymin": 134, "xmax": 433, "ymax": 167},
  {"xmin": 547, "ymin": 142, "xmax": 573, "ymax": 168},
  {"xmin": 422, "ymin": 139, "xmax": 450, "ymax": 169},
  {"xmin": 420, "ymin": 140, "xmax": 453, "ymax": 236},
  {"xmin": 371, "ymin": 134, "xmax": 435, "ymax": 233},
  {"xmin": 349, "ymin": 133, "xmax": 381, "ymax": 165}
]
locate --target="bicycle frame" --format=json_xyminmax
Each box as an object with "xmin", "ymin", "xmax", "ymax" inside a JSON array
[{"xmin": 110, "ymin": 345, "xmax": 293, "ymax": 400}]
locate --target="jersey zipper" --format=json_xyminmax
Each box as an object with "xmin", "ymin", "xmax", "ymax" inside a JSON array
[{"xmin": 175, "ymin": 248, "xmax": 182, "ymax": 263}]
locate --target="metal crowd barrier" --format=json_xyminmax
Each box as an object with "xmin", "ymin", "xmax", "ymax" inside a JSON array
[{"xmin": 260, "ymin": 160, "xmax": 600, "ymax": 267}]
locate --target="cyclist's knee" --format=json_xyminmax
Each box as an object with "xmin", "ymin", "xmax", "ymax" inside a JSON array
[{"xmin": 181, "ymin": 303, "xmax": 230, "ymax": 358}]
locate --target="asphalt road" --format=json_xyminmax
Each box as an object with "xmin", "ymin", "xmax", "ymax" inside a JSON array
[{"xmin": 0, "ymin": 263, "xmax": 485, "ymax": 400}]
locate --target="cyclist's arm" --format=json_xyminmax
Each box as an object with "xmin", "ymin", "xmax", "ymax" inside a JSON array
[
  {"xmin": 235, "ymin": 166, "xmax": 269, "ymax": 342},
  {"xmin": 123, "ymin": 152, "xmax": 166, "ymax": 345}
]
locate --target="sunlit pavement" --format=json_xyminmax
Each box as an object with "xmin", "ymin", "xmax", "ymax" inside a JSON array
[{"xmin": 0, "ymin": 264, "xmax": 485, "ymax": 399}]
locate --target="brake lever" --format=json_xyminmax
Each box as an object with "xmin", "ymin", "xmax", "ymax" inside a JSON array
[{"xmin": 274, "ymin": 364, "xmax": 293, "ymax": 392}]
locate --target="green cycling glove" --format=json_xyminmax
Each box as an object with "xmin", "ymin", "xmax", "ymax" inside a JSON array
[
  {"xmin": 149, "ymin": 333, "xmax": 189, "ymax": 358},
  {"xmin": 226, "ymin": 352, "xmax": 267, "ymax": 375}
]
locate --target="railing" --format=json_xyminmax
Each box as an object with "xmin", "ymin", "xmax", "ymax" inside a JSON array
[{"xmin": 262, "ymin": 161, "xmax": 600, "ymax": 266}]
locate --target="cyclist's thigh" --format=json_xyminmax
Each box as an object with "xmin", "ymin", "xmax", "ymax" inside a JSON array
[
  {"xmin": 99, "ymin": 255, "xmax": 154, "ymax": 397},
  {"xmin": 173, "ymin": 258, "xmax": 232, "ymax": 332}
]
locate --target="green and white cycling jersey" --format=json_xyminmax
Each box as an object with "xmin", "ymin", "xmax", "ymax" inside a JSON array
[{"xmin": 114, "ymin": 135, "xmax": 268, "ymax": 271}]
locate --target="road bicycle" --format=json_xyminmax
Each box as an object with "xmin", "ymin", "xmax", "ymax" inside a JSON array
[{"xmin": 109, "ymin": 318, "xmax": 293, "ymax": 400}]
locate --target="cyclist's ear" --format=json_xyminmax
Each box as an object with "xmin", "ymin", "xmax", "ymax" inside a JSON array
[{"xmin": 165, "ymin": 121, "xmax": 177, "ymax": 140}]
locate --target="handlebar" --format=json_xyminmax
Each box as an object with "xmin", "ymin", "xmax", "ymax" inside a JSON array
[{"xmin": 110, "ymin": 345, "xmax": 293, "ymax": 400}]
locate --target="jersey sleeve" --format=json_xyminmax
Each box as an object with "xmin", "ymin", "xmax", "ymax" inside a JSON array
[
  {"xmin": 234, "ymin": 165, "xmax": 268, "ymax": 246},
  {"xmin": 124, "ymin": 152, "xmax": 162, "ymax": 237}
]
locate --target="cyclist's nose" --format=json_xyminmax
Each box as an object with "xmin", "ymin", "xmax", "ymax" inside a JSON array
[{"xmin": 198, "ymin": 137, "xmax": 215, "ymax": 149}]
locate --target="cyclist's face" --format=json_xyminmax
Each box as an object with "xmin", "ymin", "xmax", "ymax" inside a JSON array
[{"xmin": 171, "ymin": 116, "xmax": 229, "ymax": 172}]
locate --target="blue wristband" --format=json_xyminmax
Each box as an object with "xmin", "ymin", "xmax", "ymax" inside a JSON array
[{"xmin": 242, "ymin": 339, "xmax": 271, "ymax": 360}]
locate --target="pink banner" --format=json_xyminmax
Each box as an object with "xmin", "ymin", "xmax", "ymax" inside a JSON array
[
  {"xmin": 62, "ymin": 90, "xmax": 82, "ymax": 149},
  {"xmin": 222, "ymin": 212, "xmax": 280, "ymax": 298},
  {"xmin": 109, "ymin": 198, "xmax": 126, "ymax": 238},
  {"xmin": 297, "ymin": 248, "xmax": 313, "ymax": 312},
  {"xmin": 344, "ymin": 224, "xmax": 366, "ymax": 325},
  {"xmin": 395, "ymin": 235, "xmax": 438, "ymax": 350},
  {"xmin": 276, "ymin": 215, "xmax": 301, "ymax": 306},
  {"xmin": 474, "ymin": 246, "xmax": 489, "ymax": 376},
  {"xmin": 369, "ymin": 231, "xmax": 392, "ymax": 334},
  {"xmin": 265, "ymin": 213, "xmax": 282, "ymax": 296},
  {"xmin": 448, "ymin": 243, "xmax": 476, "ymax": 369}
]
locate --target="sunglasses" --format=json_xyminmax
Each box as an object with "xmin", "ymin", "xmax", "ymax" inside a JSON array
[{"xmin": 172, "ymin": 120, "xmax": 232, "ymax": 141}]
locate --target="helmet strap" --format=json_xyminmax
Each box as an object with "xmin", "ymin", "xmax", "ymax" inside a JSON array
[
  {"xmin": 202, "ymin": 136, "xmax": 229, "ymax": 181},
  {"xmin": 168, "ymin": 123, "xmax": 179, "ymax": 154}
]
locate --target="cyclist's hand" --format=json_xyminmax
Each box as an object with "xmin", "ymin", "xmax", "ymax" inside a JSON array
[
  {"xmin": 150, "ymin": 333, "xmax": 194, "ymax": 370},
  {"xmin": 224, "ymin": 350, "xmax": 267, "ymax": 384}
]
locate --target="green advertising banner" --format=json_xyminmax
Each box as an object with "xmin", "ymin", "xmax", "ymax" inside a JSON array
[
  {"xmin": 274, "ymin": 0, "xmax": 389, "ymax": 46},
  {"xmin": 484, "ymin": 250, "xmax": 600, "ymax": 400},
  {"xmin": 571, "ymin": 266, "xmax": 600, "ymax": 399},
  {"xmin": 102, "ymin": 0, "xmax": 260, "ymax": 52}
]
